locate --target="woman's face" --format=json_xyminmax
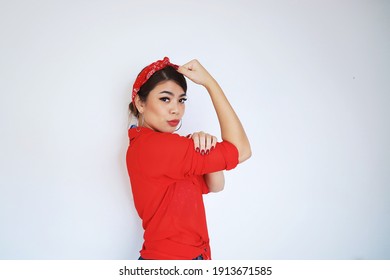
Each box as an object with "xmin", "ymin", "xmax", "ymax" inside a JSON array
[{"xmin": 137, "ymin": 80, "xmax": 187, "ymax": 133}]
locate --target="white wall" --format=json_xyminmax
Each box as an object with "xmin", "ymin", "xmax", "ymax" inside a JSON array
[{"xmin": 0, "ymin": 0, "xmax": 389, "ymax": 259}]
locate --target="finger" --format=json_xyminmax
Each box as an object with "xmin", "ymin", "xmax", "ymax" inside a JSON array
[
  {"xmin": 191, "ymin": 132, "xmax": 200, "ymax": 153},
  {"xmin": 178, "ymin": 64, "xmax": 198, "ymax": 82},
  {"xmin": 180, "ymin": 59, "xmax": 198, "ymax": 71},
  {"xmin": 198, "ymin": 131, "xmax": 206, "ymax": 155},
  {"xmin": 178, "ymin": 62, "xmax": 194, "ymax": 75},
  {"xmin": 177, "ymin": 65, "xmax": 191, "ymax": 76},
  {"xmin": 177, "ymin": 66, "xmax": 195, "ymax": 82},
  {"xmin": 211, "ymin": 136, "xmax": 218, "ymax": 151},
  {"xmin": 205, "ymin": 134, "xmax": 212, "ymax": 154}
]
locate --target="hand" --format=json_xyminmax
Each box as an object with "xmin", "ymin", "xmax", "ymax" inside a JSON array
[
  {"xmin": 187, "ymin": 131, "xmax": 218, "ymax": 155},
  {"xmin": 177, "ymin": 59, "xmax": 215, "ymax": 87}
]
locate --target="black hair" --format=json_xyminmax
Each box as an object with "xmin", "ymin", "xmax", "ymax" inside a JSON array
[{"xmin": 129, "ymin": 66, "xmax": 187, "ymax": 117}]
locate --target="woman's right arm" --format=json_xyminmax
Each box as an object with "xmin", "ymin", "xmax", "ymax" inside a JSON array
[{"xmin": 178, "ymin": 60, "xmax": 251, "ymax": 163}]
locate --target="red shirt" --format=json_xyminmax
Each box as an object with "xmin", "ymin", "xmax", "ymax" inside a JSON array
[{"xmin": 126, "ymin": 127, "xmax": 239, "ymax": 260}]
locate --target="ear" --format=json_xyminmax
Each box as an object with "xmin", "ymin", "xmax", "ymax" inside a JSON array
[{"xmin": 134, "ymin": 95, "xmax": 145, "ymax": 114}]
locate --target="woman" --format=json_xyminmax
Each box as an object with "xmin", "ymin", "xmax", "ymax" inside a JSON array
[{"xmin": 126, "ymin": 57, "xmax": 251, "ymax": 260}]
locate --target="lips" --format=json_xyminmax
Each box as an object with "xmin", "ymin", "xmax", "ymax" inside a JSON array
[{"xmin": 167, "ymin": 120, "xmax": 180, "ymax": 127}]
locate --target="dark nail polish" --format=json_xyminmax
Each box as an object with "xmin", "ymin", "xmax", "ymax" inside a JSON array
[
  {"xmin": 206, "ymin": 150, "xmax": 210, "ymax": 155},
  {"xmin": 210, "ymin": 146, "xmax": 214, "ymax": 151},
  {"xmin": 201, "ymin": 149, "xmax": 205, "ymax": 155},
  {"xmin": 196, "ymin": 148, "xmax": 200, "ymax": 153}
]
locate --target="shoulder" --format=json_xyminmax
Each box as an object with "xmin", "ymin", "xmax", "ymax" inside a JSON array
[
  {"xmin": 128, "ymin": 128, "xmax": 195, "ymax": 177},
  {"xmin": 144, "ymin": 129, "xmax": 186, "ymax": 145},
  {"xmin": 131, "ymin": 127, "xmax": 191, "ymax": 151}
]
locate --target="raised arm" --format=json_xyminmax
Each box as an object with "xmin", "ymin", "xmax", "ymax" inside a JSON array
[{"xmin": 178, "ymin": 60, "xmax": 251, "ymax": 163}]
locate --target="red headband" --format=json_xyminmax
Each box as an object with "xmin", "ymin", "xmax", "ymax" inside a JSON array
[{"xmin": 131, "ymin": 57, "xmax": 179, "ymax": 104}]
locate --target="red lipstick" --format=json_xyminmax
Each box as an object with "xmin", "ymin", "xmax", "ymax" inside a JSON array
[{"xmin": 168, "ymin": 120, "xmax": 180, "ymax": 127}]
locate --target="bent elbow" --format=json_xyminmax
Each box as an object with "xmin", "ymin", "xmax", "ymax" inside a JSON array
[
  {"xmin": 208, "ymin": 179, "xmax": 225, "ymax": 193},
  {"xmin": 210, "ymin": 184, "xmax": 224, "ymax": 193},
  {"xmin": 238, "ymin": 146, "xmax": 252, "ymax": 163}
]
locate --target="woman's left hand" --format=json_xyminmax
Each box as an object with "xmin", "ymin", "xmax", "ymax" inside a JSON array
[{"xmin": 187, "ymin": 131, "xmax": 217, "ymax": 155}]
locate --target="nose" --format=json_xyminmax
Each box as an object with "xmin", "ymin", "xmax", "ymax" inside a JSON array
[{"xmin": 170, "ymin": 102, "xmax": 179, "ymax": 115}]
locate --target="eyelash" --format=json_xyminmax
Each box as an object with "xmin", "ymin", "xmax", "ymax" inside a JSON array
[{"xmin": 160, "ymin": 97, "xmax": 187, "ymax": 104}]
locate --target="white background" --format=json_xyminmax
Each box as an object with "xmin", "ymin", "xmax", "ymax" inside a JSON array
[{"xmin": 0, "ymin": 0, "xmax": 389, "ymax": 260}]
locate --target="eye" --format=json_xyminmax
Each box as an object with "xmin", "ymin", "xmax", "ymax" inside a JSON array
[
  {"xmin": 160, "ymin": 97, "xmax": 170, "ymax": 103},
  {"xmin": 179, "ymin": 98, "xmax": 187, "ymax": 104}
]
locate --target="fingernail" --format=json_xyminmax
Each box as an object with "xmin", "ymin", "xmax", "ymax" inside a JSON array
[
  {"xmin": 186, "ymin": 134, "xmax": 191, "ymax": 138},
  {"xmin": 210, "ymin": 146, "xmax": 214, "ymax": 151},
  {"xmin": 206, "ymin": 150, "xmax": 210, "ymax": 155},
  {"xmin": 196, "ymin": 148, "xmax": 200, "ymax": 153},
  {"xmin": 201, "ymin": 149, "xmax": 205, "ymax": 155}
]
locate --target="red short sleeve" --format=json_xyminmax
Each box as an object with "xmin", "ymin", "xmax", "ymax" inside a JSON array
[{"xmin": 130, "ymin": 129, "xmax": 239, "ymax": 179}]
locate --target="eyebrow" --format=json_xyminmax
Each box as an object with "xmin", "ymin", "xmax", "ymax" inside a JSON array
[{"xmin": 159, "ymin": 91, "xmax": 187, "ymax": 97}]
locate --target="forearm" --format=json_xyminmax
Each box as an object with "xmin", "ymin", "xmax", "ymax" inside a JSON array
[
  {"xmin": 204, "ymin": 171, "xmax": 225, "ymax": 192},
  {"xmin": 205, "ymin": 79, "xmax": 252, "ymax": 163}
]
